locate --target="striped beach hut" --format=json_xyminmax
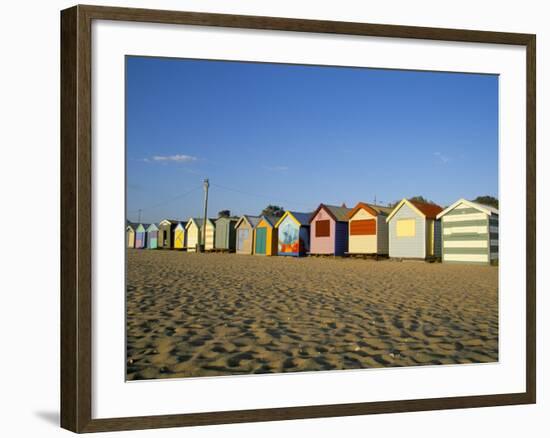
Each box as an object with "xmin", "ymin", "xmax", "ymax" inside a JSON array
[
  {"xmin": 146, "ymin": 223, "xmax": 159, "ymax": 249},
  {"xmin": 387, "ymin": 199, "xmax": 443, "ymax": 259},
  {"xmin": 185, "ymin": 218, "xmax": 203, "ymax": 252},
  {"xmin": 347, "ymin": 203, "xmax": 392, "ymax": 256},
  {"xmin": 126, "ymin": 222, "xmax": 138, "ymax": 248},
  {"xmin": 235, "ymin": 215, "xmax": 261, "ymax": 254},
  {"xmin": 253, "ymin": 216, "xmax": 279, "ymax": 256},
  {"xmin": 309, "ymin": 204, "xmax": 351, "ymax": 256},
  {"xmin": 173, "ymin": 221, "xmax": 186, "ymax": 250},
  {"xmin": 203, "ymin": 218, "xmax": 216, "ymax": 251},
  {"xmin": 275, "ymin": 211, "xmax": 312, "ymax": 257},
  {"xmin": 215, "ymin": 216, "xmax": 239, "ymax": 252},
  {"xmin": 134, "ymin": 223, "xmax": 148, "ymax": 249},
  {"xmin": 437, "ymin": 199, "xmax": 499, "ymax": 264},
  {"xmin": 158, "ymin": 219, "xmax": 179, "ymax": 249}
]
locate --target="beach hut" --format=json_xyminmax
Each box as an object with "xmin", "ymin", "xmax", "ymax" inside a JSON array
[
  {"xmin": 185, "ymin": 218, "xmax": 203, "ymax": 252},
  {"xmin": 203, "ymin": 218, "xmax": 216, "ymax": 251},
  {"xmin": 275, "ymin": 211, "xmax": 312, "ymax": 257},
  {"xmin": 253, "ymin": 216, "xmax": 279, "ymax": 256},
  {"xmin": 146, "ymin": 223, "xmax": 159, "ymax": 249},
  {"xmin": 347, "ymin": 202, "xmax": 392, "ymax": 256},
  {"xmin": 126, "ymin": 222, "xmax": 138, "ymax": 248},
  {"xmin": 214, "ymin": 216, "xmax": 239, "ymax": 252},
  {"xmin": 235, "ymin": 215, "xmax": 261, "ymax": 254},
  {"xmin": 134, "ymin": 224, "xmax": 148, "ymax": 249},
  {"xmin": 436, "ymin": 198, "xmax": 499, "ymax": 264},
  {"xmin": 308, "ymin": 204, "xmax": 351, "ymax": 256},
  {"xmin": 157, "ymin": 219, "xmax": 179, "ymax": 249},
  {"xmin": 386, "ymin": 199, "xmax": 443, "ymax": 259},
  {"xmin": 173, "ymin": 221, "xmax": 186, "ymax": 250}
]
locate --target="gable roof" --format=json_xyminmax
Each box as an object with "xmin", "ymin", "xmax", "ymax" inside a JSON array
[
  {"xmin": 136, "ymin": 223, "xmax": 150, "ymax": 231},
  {"xmin": 387, "ymin": 199, "xmax": 443, "ymax": 222},
  {"xmin": 146, "ymin": 223, "xmax": 159, "ymax": 231},
  {"xmin": 159, "ymin": 219, "xmax": 180, "ymax": 226},
  {"xmin": 185, "ymin": 218, "xmax": 203, "ymax": 229},
  {"xmin": 126, "ymin": 222, "xmax": 139, "ymax": 231},
  {"xmin": 347, "ymin": 202, "xmax": 393, "ymax": 219},
  {"xmin": 256, "ymin": 215, "xmax": 279, "ymax": 228},
  {"xmin": 175, "ymin": 221, "xmax": 187, "ymax": 229},
  {"xmin": 235, "ymin": 215, "xmax": 261, "ymax": 229},
  {"xmin": 275, "ymin": 210, "xmax": 312, "ymax": 228},
  {"xmin": 309, "ymin": 204, "xmax": 352, "ymax": 223},
  {"xmin": 215, "ymin": 216, "xmax": 239, "ymax": 223},
  {"xmin": 436, "ymin": 198, "xmax": 499, "ymax": 219}
]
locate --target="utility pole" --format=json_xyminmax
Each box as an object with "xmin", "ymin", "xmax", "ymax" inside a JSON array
[
  {"xmin": 200, "ymin": 178, "xmax": 209, "ymax": 252},
  {"xmin": 138, "ymin": 209, "xmax": 142, "ymax": 223},
  {"xmin": 374, "ymin": 195, "xmax": 377, "ymax": 205}
]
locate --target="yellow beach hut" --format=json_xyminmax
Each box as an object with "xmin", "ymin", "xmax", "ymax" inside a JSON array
[
  {"xmin": 253, "ymin": 216, "xmax": 279, "ymax": 256},
  {"xmin": 126, "ymin": 222, "xmax": 138, "ymax": 248},
  {"xmin": 173, "ymin": 221, "xmax": 186, "ymax": 250}
]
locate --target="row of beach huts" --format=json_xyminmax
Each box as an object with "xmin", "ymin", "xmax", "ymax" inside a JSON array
[{"xmin": 127, "ymin": 198, "xmax": 499, "ymax": 265}]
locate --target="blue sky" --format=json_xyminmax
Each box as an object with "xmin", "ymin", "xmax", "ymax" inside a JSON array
[{"xmin": 126, "ymin": 56, "xmax": 498, "ymax": 223}]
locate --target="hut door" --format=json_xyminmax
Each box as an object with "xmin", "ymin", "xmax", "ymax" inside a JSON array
[
  {"xmin": 237, "ymin": 228, "xmax": 248, "ymax": 252},
  {"xmin": 255, "ymin": 228, "xmax": 267, "ymax": 254}
]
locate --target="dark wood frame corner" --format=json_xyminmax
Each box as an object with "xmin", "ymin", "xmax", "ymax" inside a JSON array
[{"xmin": 60, "ymin": 4, "xmax": 536, "ymax": 433}]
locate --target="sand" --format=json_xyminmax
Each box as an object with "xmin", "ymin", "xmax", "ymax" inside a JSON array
[{"xmin": 126, "ymin": 250, "xmax": 498, "ymax": 380}]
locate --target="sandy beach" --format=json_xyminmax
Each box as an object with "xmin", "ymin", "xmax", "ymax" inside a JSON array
[{"xmin": 126, "ymin": 250, "xmax": 498, "ymax": 380}]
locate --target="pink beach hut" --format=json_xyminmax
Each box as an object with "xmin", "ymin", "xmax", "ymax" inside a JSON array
[{"xmin": 308, "ymin": 204, "xmax": 351, "ymax": 256}]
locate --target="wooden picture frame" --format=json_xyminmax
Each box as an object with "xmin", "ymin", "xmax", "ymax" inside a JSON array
[{"xmin": 60, "ymin": 4, "xmax": 536, "ymax": 433}]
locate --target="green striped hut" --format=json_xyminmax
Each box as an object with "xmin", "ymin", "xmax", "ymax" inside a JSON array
[{"xmin": 436, "ymin": 198, "xmax": 499, "ymax": 264}]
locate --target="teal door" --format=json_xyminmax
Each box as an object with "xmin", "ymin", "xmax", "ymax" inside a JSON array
[{"xmin": 255, "ymin": 227, "xmax": 267, "ymax": 254}]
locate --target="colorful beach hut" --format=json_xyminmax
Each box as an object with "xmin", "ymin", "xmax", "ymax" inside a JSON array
[
  {"xmin": 203, "ymin": 219, "xmax": 216, "ymax": 251},
  {"xmin": 387, "ymin": 199, "xmax": 443, "ymax": 259},
  {"xmin": 235, "ymin": 215, "xmax": 261, "ymax": 254},
  {"xmin": 347, "ymin": 203, "xmax": 392, "ymax": 255},
  {"xmin": 436, "ymin": 198, "xmax": 499, "ymax": 264},
  {"xmin": 214, "ymin": 216, "xmax": 239, "ymax": 251},
  {"xmin": 308, "ymin": 204, "xmax": 351, "ymax": 256},
  {"xmin": 185, "ymin": 218, "xmax": 203, "ymax": 252},
  {"xmin": 126, "ymin": 222, "xmax": 138, "ymax": 248},
  {"xmin": 253, "ymin": 216, "xmax": 279, "ymax": 256},
  {"xmin": 134, "ymin": 223, "xmax": 148, "ymax": 249},
  {"xmin": 158, "ymin": 219, "xmax": 179, "ymax": 249},
  {"xmin": 275, "ymin": 211, "xmax": 312, "ymax": 257},
  {"xmin": 146, "ymin": 223, "xmax": 159, "ymax": 249},
  {"xmin": 173, "ymin": 221, "xmax": 186, "ymax": 250}
]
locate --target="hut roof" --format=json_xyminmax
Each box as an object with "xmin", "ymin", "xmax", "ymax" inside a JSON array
[
  {"xmin": 436, "ymin": 198, "xmax": 499, "ymax": 219},
  {"xmin": 257, "ymin": 215, "xmax": 279, "ymax": 228},
  {"xmin": 175, "ymin": 221, "xmax": 187, "ymax": 229},
  {"xmin": 387, "ymin": 199, "xmax": 443, "ymax": 222},
  {"xmin": 275, "ymin": 211, "xmax": 312, "ymax": 227},
  {"xmin": 235, "ymin": 215, "xmax": 262, "ymax": 229},
  {"xmin": 215, "ymin": 216, "xmax": 239, "ymax": 223},
  {"xmin": 309, "ymin": 204, "xmax": 352, "ymax": 223},
  {"xmin": 126, "ymin": 222, "xmax": 139, "ymax": 230},
  {"xmin": 159, "ymin": 219, "xmax": 180, "ymax": 226},
  {"xmin": 146, "ymin": 223, "xmax": 159, "ymax": 231},
  {"xmin": 136, "ymin": 223, "xmax": 150, "ymax": 231},
  {"xmin": 347, "ymin": 202, "xmax": 392, "ymax": 218}
]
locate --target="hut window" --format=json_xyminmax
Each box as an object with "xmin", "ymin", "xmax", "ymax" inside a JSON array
[
  {"xmin": 350, "ymin": 219, "xmax": 376, "ymax": 235},
  {"xmin": 396, "ymin": 219, "xmax": 416, "ymax": 237},
  {"xmin": 315, "ymin": 220, "xmax": 330, "ymax": 237}
]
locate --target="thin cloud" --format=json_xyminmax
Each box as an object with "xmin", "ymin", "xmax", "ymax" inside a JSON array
[
  {"xmin": 152, "ymin": 154, "xmax": 198, "ymax": 163},
  {"xmin": 434, "ymin": 152, "xmax": 451, "ymax": 164}
]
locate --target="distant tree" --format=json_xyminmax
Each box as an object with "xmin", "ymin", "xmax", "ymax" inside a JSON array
[
  {"xmin": 472, "ymin": 195, "xmax": 499, "ymax": 209},
  {"xmin": 261, "ymin": 204, "xmax": 285, "ymax": 218},
  {"xmin": 218, "ymin": 209, "xmax": 231, "ymax": 218},
  {"xmin": 409, "ymin": 195, "xmax": 435, "ymax": 205}
]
